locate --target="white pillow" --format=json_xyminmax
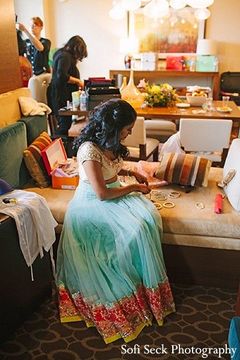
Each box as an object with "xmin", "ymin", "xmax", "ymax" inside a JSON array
[
  {"xmin": 18, "ymin": 96, "xmax": 51, "ymax": 116},
  {"xmin": 223, "ymin": 138, "xmax": 240, "ymax": 211}
]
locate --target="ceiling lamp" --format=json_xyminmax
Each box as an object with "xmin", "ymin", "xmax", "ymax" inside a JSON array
[
  {"xmin": 169, "ymin": 0, "xmax": 187, "ymax": 10},
  {"xmin": 144, "ymin": 0, "xmax": 170, "ymax": 18},
  {"xmin": 109, "ymin": 0, "xmax": 214, "ymax": 20},
  {"xmin": 121, "ymin": 0, "xmax": 142, "ymax": 11},
  {"xmin": 109, "ymin": 1, "xmax": 125, "ymax": 19},
  {"xmin": 194, "ymin": 7, "xmax": 211, "ymax": 19},
  {"xmin": 187, "ymin": 0, "xmax": 214, "ymax": 8}
]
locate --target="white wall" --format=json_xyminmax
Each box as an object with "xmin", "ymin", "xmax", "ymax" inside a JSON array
[
  {"xmin": 14, "ymin": 0, "xmax": 45, "ymax": 35},
  {"xmin": 15, "ymin": 0, "xmax": 126, "ymax": 79},
  {"xmin": 48, "ymin": 0, "xmax": 125, "ymax": 79},
  {"xmin": 14, "ymin": 0, "xmax": 240, "ymax": 80}
]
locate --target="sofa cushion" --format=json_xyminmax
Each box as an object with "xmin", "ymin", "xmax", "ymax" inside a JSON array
[
  {"xmin": 0, "ymin": 122, "xmax": 31, "ymax": 188},
  {"xmin": 23, "ymin": 132, "xmax": 52, "ymax": 188},
  {"xmin": 223, "ymin": 139, "xmax": 240, "ymax": 211},
  {"xmin": 155, "ymin": 152, "xmax": 211, "ymax": 187},
  {"xmin": 26, "ymin": 186, "xmax": 74, "ymax": 232},
  {"xmin": 0, "ymin": 88, "xmax": 31, "ymax": 128},
  {"xmin": 0, "ymin": 179, "xmax": 13, "ymax": 195},
  {"xmin": 159, "ymin": 167, "xmax": 240, "ymax": 249},
  {"xmin": 18, "ymin": 115, "xmax": 47, "ymax": 145}
]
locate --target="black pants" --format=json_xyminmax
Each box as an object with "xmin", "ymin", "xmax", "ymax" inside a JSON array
[{"xmin": 55, "ymin": 115, "xmax": 72, "ymax": 136}]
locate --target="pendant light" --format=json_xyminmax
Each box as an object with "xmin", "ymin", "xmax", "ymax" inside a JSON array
[
  {"xmin": 109, "ymin": 0, "xmax": 215, "ymax": 21},
  {"xmin": 169, "ymin": 0, "xmax": 187, "ymax": 10},
  {"xmin": 195, "ymin": 8, "xmax": 211, "ymax": 20},
  {"xmin": 187, "ymin": 0, "xmax": 214, "ymax": 8},
  {"xmin": 109, "ymin": 1, "xmax": 125, "ymax": 20},
  {"xmin": 144, "ymin": 0, "xmax": 170, "ymax": 18},
  {"xmin": 121, "ymin": 0, "xmax": 142, "ymax": 11}
]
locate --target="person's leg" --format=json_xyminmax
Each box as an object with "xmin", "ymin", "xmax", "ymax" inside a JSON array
[{"xmin": 56, "ymin": 115, "xmax": 72, "ymax": 136}]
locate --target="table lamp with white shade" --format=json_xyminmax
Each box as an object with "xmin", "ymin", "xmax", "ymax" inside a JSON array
[{"xmin": 197, "ymin": 39, "xmax": 217, "ymax": 55}]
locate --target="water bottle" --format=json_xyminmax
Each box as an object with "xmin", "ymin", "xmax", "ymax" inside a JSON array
[{"xmin": 80, "ymin": 91, "xmax": 88, "ymax": 110}]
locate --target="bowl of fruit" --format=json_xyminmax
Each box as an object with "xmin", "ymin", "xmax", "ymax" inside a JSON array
[{"xmin": 186, "ymin": 90, "xmax": 208, "ymax": 107}]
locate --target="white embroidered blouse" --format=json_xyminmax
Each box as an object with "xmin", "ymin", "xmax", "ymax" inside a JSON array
[{"xmin": 77, "ymin": 141, "xmax": 123, "ymax": 181}]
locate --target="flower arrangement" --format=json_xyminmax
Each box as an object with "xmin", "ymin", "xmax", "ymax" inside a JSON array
[{"xmin": 144, "ymin": 83, "xmax": 178, "ymax": 107}]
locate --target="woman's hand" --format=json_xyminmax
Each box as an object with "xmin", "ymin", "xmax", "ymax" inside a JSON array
[
  {"xmin": 76, "ymin": 79, "xmax": 83, "ymax": 88},
  {"xmin": 18, "ymin": 23, "xmax": 27, "ymax": 32},
  {"xmin": 133, "ymin": 171, "xmax": 148, "ymax": 185},
  {"xmin": 133, "ymin": 183, "xmax": 151, "ymax": 194},
  {"xmin": 68, "ymin": 77, "xmax": 83, "ymax": 88}
]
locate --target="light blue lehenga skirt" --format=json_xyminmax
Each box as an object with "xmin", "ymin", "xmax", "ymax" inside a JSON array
[{"xmin": 56, "ymin": 180, "xmax": 175, "ymax": 343}]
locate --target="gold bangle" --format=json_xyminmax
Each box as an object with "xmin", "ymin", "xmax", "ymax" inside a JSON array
[
  {"xmin": 168, "ymin": 191, "xmax": 181, "ymax": 199},
  {"xmin": 163, "ymin": 201, "xmax": 175, "ymax": 208},
  {"xmin": 155, "ymin": 203, "xmax": 163, "ymax": 210}
]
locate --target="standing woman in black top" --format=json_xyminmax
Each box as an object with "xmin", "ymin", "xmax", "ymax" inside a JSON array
[
  {"xmin": 19, "ymin": 17, "xmax": 51, "ymax": 75},
  {"xmin": 48, "ymin": 35, "xmax": 88, "ymax": 135}
]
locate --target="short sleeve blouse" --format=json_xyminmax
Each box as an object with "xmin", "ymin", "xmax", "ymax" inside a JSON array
[{"xmin": 77, "ymin": 142, "xmax": 123, "ymax": 181}]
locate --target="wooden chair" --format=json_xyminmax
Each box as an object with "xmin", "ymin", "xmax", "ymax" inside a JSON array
[
  {"xmin": 179, "ymin": 118, "xmax": 233, "ymax": 166},
  {"xmin": 28, "ymin": 73, "xmax": 52, "ymax": 104},
  {"xmin": 47, "ymin": 113, "xmax": 58, "ymax": 138},
  {"xmin": 123, "ymin": 117, "xmax": 159, "ymax": 161},
  {"xmin": 145, "ymin": 119, "xmax": 177, "ymax": 142}
]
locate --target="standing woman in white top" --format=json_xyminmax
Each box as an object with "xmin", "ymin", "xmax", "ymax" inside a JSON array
[{"xmin": 56, "ymin": 99, "xmax": 175, "ymax": 344}]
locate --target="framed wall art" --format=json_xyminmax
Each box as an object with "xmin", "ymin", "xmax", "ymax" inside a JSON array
[{"xmin": 129, "ymin": 7, "xmax": 205, "ymax": 56}]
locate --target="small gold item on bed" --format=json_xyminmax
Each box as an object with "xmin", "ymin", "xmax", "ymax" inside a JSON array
[{"xmin": 195, "ymin": 202, "xmax": 205, "ymax": 210}]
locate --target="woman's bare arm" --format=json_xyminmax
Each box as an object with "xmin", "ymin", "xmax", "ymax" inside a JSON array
[{"xmin": 18, "ymin": 23, "xmax": 44, "ymax": 51}]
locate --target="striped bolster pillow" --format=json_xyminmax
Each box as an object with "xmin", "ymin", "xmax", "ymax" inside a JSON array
[
  {"xmin": 155, "ymin": 153, "xmax": 212, "ymax": 187},
  {"xmin": 23, "ymin": 131, "xmax": 52, "ymax": 188}
]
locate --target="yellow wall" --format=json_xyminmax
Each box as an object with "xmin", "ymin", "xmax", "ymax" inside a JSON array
[{"xmin": 206, "ymin": 0, "xmax": 240, "ymax": 73}]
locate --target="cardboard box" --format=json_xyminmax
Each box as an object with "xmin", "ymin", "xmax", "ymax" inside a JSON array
[{"xmin": 41, "ymin": 138, "xmax": 79, "ymax": 189}]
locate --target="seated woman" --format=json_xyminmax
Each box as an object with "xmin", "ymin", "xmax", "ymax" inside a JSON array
[{"xmin": 56, "ymin": 99, "xmax": 175, "ymax": 344}]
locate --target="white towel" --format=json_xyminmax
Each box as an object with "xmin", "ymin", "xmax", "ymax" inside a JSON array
[
  {"xmin": 159, "ymin": 131, "xmax": 185, "ymax": 155},
  {"xmin": 0, "ymin": 190, "xmax": 57, "ymax": 274}
]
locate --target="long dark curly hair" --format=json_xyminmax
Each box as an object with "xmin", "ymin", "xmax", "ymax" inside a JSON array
[{"xmin": 73, "ymin": 99, "xmax": 137, "ymax": 158}]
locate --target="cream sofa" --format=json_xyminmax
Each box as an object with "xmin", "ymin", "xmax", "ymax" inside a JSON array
[
  {"xmin": 30, "ymin": 166, "xmax": 240, "ymax": 289},
  {"xmin": 0, "ymin": 88, "xmax": 239, "ymax": 292}
]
